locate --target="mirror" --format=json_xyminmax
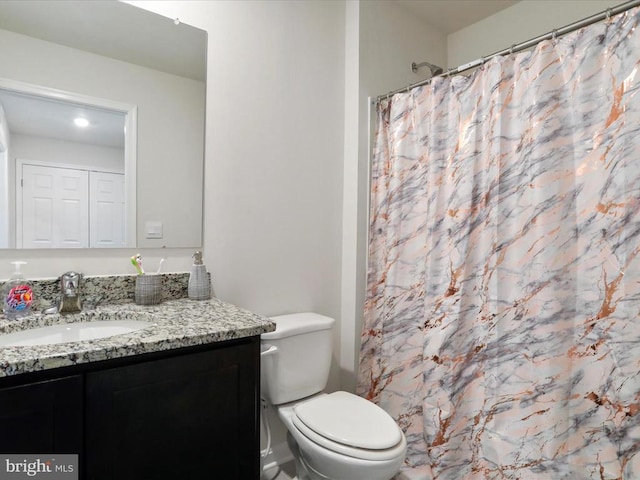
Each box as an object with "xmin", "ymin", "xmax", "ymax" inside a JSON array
[{"xmin": 0, "ymin": 0, "xmax": 206, "ymax": 249}]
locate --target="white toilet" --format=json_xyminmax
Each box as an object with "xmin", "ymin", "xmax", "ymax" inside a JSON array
[{"xmin": 261, "ymin": 312, "xmax": 406, "ymax": 480}]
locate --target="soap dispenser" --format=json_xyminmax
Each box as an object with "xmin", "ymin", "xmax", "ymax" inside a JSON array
[
  {"xmin": 188, "ymin": 251, "xmax": 211, "ymax": 301},
  {"xmin": 2, "ymin": 261, "xmax": 34, "ymax": 319}
]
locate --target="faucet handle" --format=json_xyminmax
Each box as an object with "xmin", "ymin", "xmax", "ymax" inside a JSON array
[
  {"xmin": 61, "ymin": 271, "xmax": 81, "ymax": 279},
  {"xmin": 60, "ymin": 271, "xmax": 82, "ymax": 295},
  {"xmin": 58, "ymin": 272, "xmax": 83, "ymax": 314}
]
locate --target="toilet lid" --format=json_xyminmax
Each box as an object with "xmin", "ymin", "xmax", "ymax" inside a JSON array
[{"xmin": 293, "ymin": 391, "xmax": 402, "ymax": 450}]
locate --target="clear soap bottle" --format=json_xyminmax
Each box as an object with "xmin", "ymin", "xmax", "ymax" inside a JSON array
[
  {"xmin": 188, "ymin": 251, "xmax": 211, "ymax": 301},
  {"xmin": 2, "ymin": 261, "xmax": 34, "ymax": 320}
]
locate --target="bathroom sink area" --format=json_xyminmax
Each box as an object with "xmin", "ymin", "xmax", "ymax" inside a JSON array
[
  {"xmin": 0, "ymin": 292, "xmax": 274, "ymax": 378},
  {"xmin": 0, "ymin": 320, "xmax": 152, "ymax": 347},
  {"xmin": 0, "ymin": 277, "xmax": 274, "ymax": 480}
]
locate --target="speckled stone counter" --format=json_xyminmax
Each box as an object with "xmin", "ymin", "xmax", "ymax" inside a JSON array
[
  {"xmin": 0, "ymin": 274, "xmax": 275, "ymax": 378},
  {"xmin": 28, "ymin": 272, "xmax": 196, "ymax": 311}
]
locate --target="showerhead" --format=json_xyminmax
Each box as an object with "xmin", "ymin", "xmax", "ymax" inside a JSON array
[
  {"xmin": 429, "ymin": 64, "xmax": 444, "ymax": 76},
  {"xmin": 411, "ymin": 61, "xmax": 444, "ymax": 77}
]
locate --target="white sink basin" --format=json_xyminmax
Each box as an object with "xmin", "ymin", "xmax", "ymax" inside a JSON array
[{"xmin": 0, "ymin": 320, "xmax": 151, "ymax": 347}]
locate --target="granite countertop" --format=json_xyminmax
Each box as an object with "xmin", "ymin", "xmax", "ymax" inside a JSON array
[{"xmin": 0, "ymin": 297, "xmax": 275, "ymax": 378}]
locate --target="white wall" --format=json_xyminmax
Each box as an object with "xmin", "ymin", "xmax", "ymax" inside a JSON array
[
  {"xmin": 361, "ymin": 1, "xmax": 447, "ymax": 97},
  {"xmin": 129, "ymin": 0, "xmax": 346, "ymax": 352},
  {"xmin": 11, "ymin": 134, "xmax": 124, "ymax": 171},
  {"xmin": 448, "ymin": 0, "xmax": 616, "ymax": 67}
]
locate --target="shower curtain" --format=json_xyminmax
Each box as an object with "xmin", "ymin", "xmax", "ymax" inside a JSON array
[{"xmin": 358, "ymin": 8, "xmax": 640, "ymax": 480}]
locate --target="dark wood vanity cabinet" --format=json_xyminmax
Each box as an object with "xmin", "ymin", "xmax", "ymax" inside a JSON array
[
  {"xmin": 0, "ymin": 337, "xmax": 260, "ymax": 480},
  {"xmin": 0, "ymin": 375, "xmax": 83, "ymax": 454},
  {"xmin": 85, "ymin": 339, "xmax": 259, "ymax": 479}
]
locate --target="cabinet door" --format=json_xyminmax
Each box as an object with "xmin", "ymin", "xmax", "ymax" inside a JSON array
[
  {"xmin": 85, "ymin": 341, "xmax": 259, "ymax": 480},
  {"xmin": 0, "ymin": 375, "xmax": 83, "ymax": 454}
]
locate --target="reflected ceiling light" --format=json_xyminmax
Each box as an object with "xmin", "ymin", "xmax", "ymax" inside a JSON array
[{"xmin": 74, "ymin": 117, "xmax": 89, "ymax": 127}]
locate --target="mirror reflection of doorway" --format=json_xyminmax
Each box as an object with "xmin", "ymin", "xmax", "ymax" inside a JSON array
[
  {"xmin": 18, "ymin": 162, "xmax": 124, "ymax": 248},
  {"xmin": 0, "ymin": 81, "xmax": 136, "ymax": 249}
]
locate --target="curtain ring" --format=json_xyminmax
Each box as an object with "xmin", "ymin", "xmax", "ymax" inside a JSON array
[
  {"xmin": 606, "ymin": 8, "xmax": 612, "ymax": 22},
  {"xmin": 551, "ymin": 28, "xmax": 558, "ymax": 45},
  {"xmin": 510, "ymin": 44, "xmax": 516, "ymax": 56}
]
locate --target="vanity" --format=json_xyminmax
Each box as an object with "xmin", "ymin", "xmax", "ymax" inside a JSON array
[{"xmin": 0, "ymin": 274, "xmax": 275, "ymax": 480}]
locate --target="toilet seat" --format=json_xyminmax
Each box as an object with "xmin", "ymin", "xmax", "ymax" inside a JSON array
[{"xmin": 291, "ymin": 391, "xmax": 406, "ymax": 461}]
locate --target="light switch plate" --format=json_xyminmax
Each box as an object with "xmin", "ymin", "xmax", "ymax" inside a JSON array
[{"xmin": 145, "ymin": 221, "xmax": 163, "ymax": 239}]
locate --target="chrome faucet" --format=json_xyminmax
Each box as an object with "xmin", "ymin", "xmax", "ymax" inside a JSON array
[{"xmin": 58, "ymin": 271, "xmax": 83, "ymax": 314}]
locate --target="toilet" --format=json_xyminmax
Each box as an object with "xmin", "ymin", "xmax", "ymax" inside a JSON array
[{"xmin": 261, "ymin": 312, "xmax": 406, "ymax": 480}]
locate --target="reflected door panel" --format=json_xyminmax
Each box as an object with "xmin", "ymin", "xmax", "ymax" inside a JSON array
[
  {"xmin": 90, "ymin": 172, "xmax": 125, "ymax": 248},
  {"xmin": 21, "ymin": 164, "xmax": 88, "ymax": 248}
]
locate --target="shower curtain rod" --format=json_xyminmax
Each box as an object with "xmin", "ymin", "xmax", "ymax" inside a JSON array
[{"xmin": 376, "ymin": 0, "xmax": 640, "ymax": 103}]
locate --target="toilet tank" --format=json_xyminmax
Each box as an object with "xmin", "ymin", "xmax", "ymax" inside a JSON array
[{"xmin": 261, "ymin": 312, "xmax": 335, "ymax": 405}]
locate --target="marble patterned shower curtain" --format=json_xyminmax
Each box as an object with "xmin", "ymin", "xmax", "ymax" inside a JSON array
[{"xmin": 358, "ymin": 8, "xmax": 640, "ymax": 480}]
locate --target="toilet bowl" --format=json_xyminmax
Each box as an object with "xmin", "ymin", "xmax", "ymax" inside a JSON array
[
  {"xmin": 277, "ymin": 392, "xmax": 406, "ymax": 480},
  {"xmin": 261, "ymin": 313, "xmax": 406, "ymax": 480}
]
